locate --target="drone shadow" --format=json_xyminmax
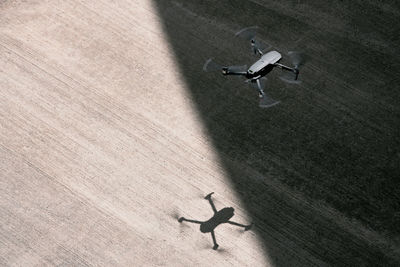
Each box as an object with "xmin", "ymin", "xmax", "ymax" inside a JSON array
[{"xmin": 153, "ymin": 0, "xmax": 400, "ymax": 266}]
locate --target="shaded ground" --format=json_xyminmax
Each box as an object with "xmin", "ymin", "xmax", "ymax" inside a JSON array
[{"xmin": 153, "ymin": 0, "xmax": 400, "ymax": 265}]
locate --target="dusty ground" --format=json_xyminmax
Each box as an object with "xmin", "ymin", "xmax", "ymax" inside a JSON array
[
  {"xmin": 1, "ymin": 0, "xmax": 399, "ymax": 266},
  {"xmin": 0, "ymin": 1, "xmax": 267, "ymax": 266}
]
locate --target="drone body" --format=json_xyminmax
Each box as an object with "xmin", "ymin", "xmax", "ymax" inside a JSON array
[
  {"xmin": 221, "ymin": 50, "xmax": 282, "ymax": 79},
  {"xmin": 246, "ymin": 50, "xmax": 282, "ymax": 77},
  {"xmin": 203, "ymin": 26, "xmax": 305, "ymax": 108}
]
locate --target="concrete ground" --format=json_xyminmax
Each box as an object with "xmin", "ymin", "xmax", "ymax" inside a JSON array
[{"xmin": 1, "ymin": 0, "xmax": 399, "ymax": 266}]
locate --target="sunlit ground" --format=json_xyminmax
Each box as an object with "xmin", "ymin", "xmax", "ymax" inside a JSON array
[{"xmin": 0, "ymin": 0, "xmax": 271, "ymax": 266}]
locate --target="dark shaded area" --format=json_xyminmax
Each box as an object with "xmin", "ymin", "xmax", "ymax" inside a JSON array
[{"xmin": 153, "ymin": 0, "xmax": 400, "ymax": 265}]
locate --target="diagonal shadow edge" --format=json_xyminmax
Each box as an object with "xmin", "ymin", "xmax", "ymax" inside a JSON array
[{"xmin": 151, "ymin": 1, "xmax": 400, "ymax": 266}]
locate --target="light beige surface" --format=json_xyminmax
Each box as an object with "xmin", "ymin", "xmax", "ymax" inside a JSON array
[{"xmin": 0, "ymin": 0, "xmax": 269, "ymax": 266}]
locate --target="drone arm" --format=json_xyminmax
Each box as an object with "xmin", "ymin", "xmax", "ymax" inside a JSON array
[
  {"xmin": 256, "ymin": 79, "xmax": 265, "ymax": 96},
  {"xmin": 227, "ymin": 221, "xmax": 247, "ymax": 227},
  {"xmin": 222, "ymin": 70, "xmax": 247, "ymax": 76},
  {"xmin": 274, "ymin": 63, "xmax": 300, "ymax": 80},
  {"xmin": 251, "ymin": 40, "xmax": 264, "ymax": 56},
  {"xmin": 251, "ymin": 78, "xmax": 280, "ymax": 108},
  {"xmin": 274, "ymin": 62, "xmax": 295, "ymax": 71}
]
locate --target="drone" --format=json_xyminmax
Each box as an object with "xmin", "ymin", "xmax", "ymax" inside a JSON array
[
  {"xmin": 178, "ymin": 192, "xmax": 253, "ymax": 250},
  {"xmin": 203, "ymin": 26, "xmax": 306, "ymax": 108}
]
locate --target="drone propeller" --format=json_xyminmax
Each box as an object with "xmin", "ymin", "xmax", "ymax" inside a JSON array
[
  {"xmin": 203, "ymin": 58, "xmax": 223, "ymax": 72},
  {"xmin": 288, "ymin": 51, "xmax": 306, "ymax": 69},
  {"xmin": 235, "ymin": 26, "xmax": 271, "ymax": 56},
  {"xmin": 279, "ymin": 72, "xmax": 302, "ymax": 84},
  {"xmin": 259, "ymin": 93, "xmax": 281, "ymax": 108},
  {"xmin": 235, "ymin": 26, "xmax": 258, "ymax": 41},
  {"xmin": 203, "ymin": 58, "xmax": 247, "ymax": 73},
  {"xmin": 170, "ymin": 208, "xmax": 182, "ymax": 221},
  {"xmin": 249, "ymin": 78, "xmax": 280, "ymax": 108},
  {"xmin": 226, "ymin": 64, "xmax": 248, "ymax": 73},
  {"xmin": 251, "ymin": 40, "xmax": 272, "ymax": 56},
  {"xmin": 279, "ymin": 51, "xmax": 306, "ymax": 84}
]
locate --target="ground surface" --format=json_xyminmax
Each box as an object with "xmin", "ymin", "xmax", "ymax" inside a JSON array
[{"xmin": 1, "ymin": 0, "xmax": 399, "ymax": 266}]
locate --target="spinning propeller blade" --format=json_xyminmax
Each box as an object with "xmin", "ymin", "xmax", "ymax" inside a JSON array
[
  {"xmin": 288, "ymin": 51, "xmax": 306, "ymax": 68},
  {"xmin": 249, "ymin": 78, "xmax": 280, "ymax": 108},
  {"xmin": 279, "ymin": 72, "xmax": 302, "ymax": 84},
  {"xmin": 235, "ymin": 26, "xmax": 258, "ymax": 41},
  {"xmin": 259, "ymin": 95, "xmax": 281, "ymax": 108},
  {"xmin": 279, "ymin": 51, "xmax": 307, "ymax": 84},
  {"xmin": 225, "ymin": 65, "xmax": 248, "ymax": 72},
  {"xmin": 203, "ymin": 58, "xmax": 223, "ymax": 72},
  {"xmin": 251, "ymin": 40, "xmax": 271, "ymax": 56},
  {"xmin": 235, "ymin": 26, "xmax": 271, "ymax": 56}
]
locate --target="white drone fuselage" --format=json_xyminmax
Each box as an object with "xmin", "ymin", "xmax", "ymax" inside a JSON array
[{"xmin": 247, "ymin": 51, "xmax": 282, "ymax": 78}]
